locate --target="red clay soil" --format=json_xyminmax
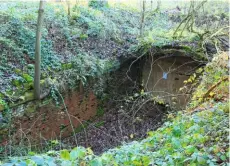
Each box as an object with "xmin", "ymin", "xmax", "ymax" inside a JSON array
[{"xmin": 12, "ymin": 90, "xmax": 97, "ymax": 145}]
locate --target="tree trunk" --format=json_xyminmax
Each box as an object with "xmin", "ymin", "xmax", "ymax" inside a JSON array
[
  {"xmin": 140, "ymin": 0, "xmax": 146, "ymax": 37},
  {"xmin": 34, "ymin": 0, "xmax": 45, "ymax": 99},
  {"xmin": 66, "ymin": 0, "xmax": 71, "ymax": 16},
  {"xmin": 151, "ymin": 0, "xmax": 153, "ymax": 10},
  {"xmin": 156, "ymin": 0, "xmax": 161, "ymax": 11}
]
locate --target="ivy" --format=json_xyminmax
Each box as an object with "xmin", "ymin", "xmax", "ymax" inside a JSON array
[{"xmin": 1, "ymin": 101, "xmax": 228, "ymax": 165}]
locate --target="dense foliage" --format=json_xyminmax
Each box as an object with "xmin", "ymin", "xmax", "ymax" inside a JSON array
[
  {"xmin": 0, "ymin": 1, "xmax": 229, "ymax": 166},
  {"xmin": 1, "ymin": 2, "xmax": 136, "ymax": 109},
  {"xmin": 3, "ymin": 103, "xmax": 228, "ymax": 166}
]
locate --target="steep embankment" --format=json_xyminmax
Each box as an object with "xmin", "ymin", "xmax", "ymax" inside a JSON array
[
  {"xmin": 0, "ymin": 2, "xmax": 141, "ymax": 145},
  {"xmin": 1, "ymin": 51, "xmax": 229, "ymax": 166},
  {"xmin": 0, "ymin": 1, "xmax": 189, "ymax": 146},
  {"xmin": 0, "ymin": 3, "xmax": 129, "ymax": 109}
]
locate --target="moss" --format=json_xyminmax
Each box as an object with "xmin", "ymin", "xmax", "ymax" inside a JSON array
[
  {"xmin": 24, "ymin": 91, "xmax": 34, "ymax": 101},
  {"xmin": 0, "ymin": 93, "xmax": 4, "ymax": 100},
  {"xmin": 39, "ymin": 98, "xmax": 53, "ymax": 107},
  {"xmin": 95, "ymin": 121, "xmax": 104, "ymax": 128},
  {"xmin": 61, "ymin": 63, "xmax": 73, "ymax": 70},
  {"xmin": 12, "ymin": 79, "xmax": 22, "ymax": 87},
  {"xmin": 24, "ymin": 82, "xmax": 33, "ymax": 89},
  {"xmin": 22, "ymin": 73, "xmax": 33, "ymax": 83},
  {"xmin": 22, "ymin": 79, "xmax": 46, "ymax": 90},
  {"xmin": 6, "ymin": 90, "xmax": 13, "ymax": 95},
  {"xmin": 40, "ymin": 79, "xmax": 45, "ymax": 85},
  {"xmin": 96, "ymin": 106, "xmax": 104, "ymax": 117},
  {"xmin": 41, "ymin": 73, "xmax": 48, "ymax": 79},
  {"xmin": 180, "ymin": 45, "xmax": 193, "ymax": 52},
  {"xmin": 223, "ymin": 103, "xmax": 229, "ymax": 113},
  {"xmin": 14, "ymin": 68, "xmax": 22, "ymax": 74},
  {"xmin": 192, "ymin": 52, "xmax": 207, "ymax": 61},
  {"xmin": 79, "ymin": 34, "xmax": 88, "ymax": 40},
  {"xmin": 24, "ymin": 103, "xmax": 37, "ymax": 114},
  {"xmin": 0, "ymin": 104, "xmax": 4, "ymax": 111}
]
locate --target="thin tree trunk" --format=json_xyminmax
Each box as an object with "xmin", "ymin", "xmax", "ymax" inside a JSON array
[
  {"xmin": 34, "ymin": 0, "xmax": 45, "ymax": 99},
  {"xmin": 156, "ymin": 0, "xmax": 161, "ymax": 11},
  {"xmin": 66, "ymin": 0, "xmax": 71, "ymax": 16},
  {"xmin": 76, "ymin": 0, "xmax": 80, "ymax": 5},
  {"xmin": 140, "ymin": 0, "xmax": 146, "ymax": 37},
  {"xmin": 151, "ymin": 0, "xmax": 153, "ymax": 10}
]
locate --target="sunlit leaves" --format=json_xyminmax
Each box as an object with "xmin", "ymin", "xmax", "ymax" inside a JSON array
[
  {"xmin": 185, "ymin": 145, "xmax": 197, "ymax": 155},
  {"xmin": 130, "ymin": 134, "xmax": 134, "ymax": 139},
  {"xmin": 60, "ymin": 149, "xmax": 70, "ymax": 160},
  {"xmin": 190, "ymin": 52, "xmax": 229, "ymax": 108},
  {"xmin": 147, "ymin": 131, "xmax": 154, "ymax": 137}
]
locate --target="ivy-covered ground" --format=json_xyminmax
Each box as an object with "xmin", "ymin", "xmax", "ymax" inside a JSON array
[{"xmin": 1, "ymin": 51, "xmax": 229, "ymax": 166}]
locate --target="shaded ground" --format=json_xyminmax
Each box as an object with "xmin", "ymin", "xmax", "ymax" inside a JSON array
[
  {"xmin": 62, "ymin": 98, "xmax": 168, "ymax": 154},
  {"xmin": 61, "ymin": 57, "xmax": 170, "ymax": 154}
]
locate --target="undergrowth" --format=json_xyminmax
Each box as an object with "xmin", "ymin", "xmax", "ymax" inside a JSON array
[
  {"xmin": 1, "ymin": 101, "xmax": 228, "ymax": 165},
  {"xmin": 0, "ymin": 1, "xmax": 229, "ymax": 166},
  {"xmin": 1, "ymin": 51, "xmax": 229, "ymax": 165}
]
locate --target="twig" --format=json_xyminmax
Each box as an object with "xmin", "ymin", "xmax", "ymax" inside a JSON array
[
  {"xmin": 55, "ymin": 88, "xmax": 78, "ymax": 146},
  {"xmin": 202, "ymin": 76, "xmax": 228, "ymax": 100}
]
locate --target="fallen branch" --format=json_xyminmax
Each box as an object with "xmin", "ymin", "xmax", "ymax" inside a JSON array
[{"xmin": 202, "ymin": 76, "xmax": 228, "ymax": 100}]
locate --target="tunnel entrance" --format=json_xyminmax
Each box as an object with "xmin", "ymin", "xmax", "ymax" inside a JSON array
[{"xmin": 141, "ymin": 54, "xmax": 202, "ymax": 109}]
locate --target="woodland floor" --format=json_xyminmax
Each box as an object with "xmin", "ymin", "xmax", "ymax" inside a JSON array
[{"xmin": 62, "ymin": 99, "xmax": 168, "ymax": 154}]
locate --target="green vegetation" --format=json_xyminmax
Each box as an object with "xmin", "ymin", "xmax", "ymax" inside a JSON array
[
  {"xmin": 1, "ymin": 97, "xmax": 228, "ymax": 165},
  {"xmin": 1, "ymin": 48, "xmax": 229, "ymax": 166},
  {"xmin": 0, "ymin": 2, "xmax": 124, "ymax": 107},
  {"xmin": 0, "ymin": 0, "xmax": 229, "ymax": 165},
  {"xmin": 74, "ymin": 123, "xmax": 88, "ymax": 133},
  {"xmin": 96, "ymin": 107, "xmax": 104, "ymax": 117}
]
